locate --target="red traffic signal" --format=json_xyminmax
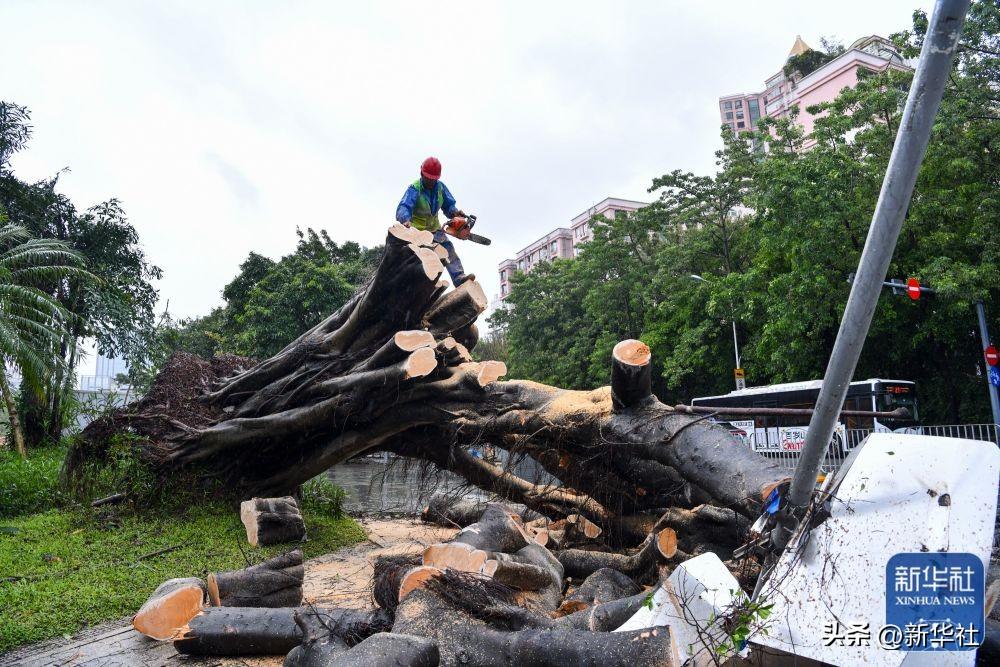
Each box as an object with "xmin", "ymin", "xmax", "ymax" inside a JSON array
[{"xmin": 906, "ymin": 277, "xmax": 921, "ymax": 300}]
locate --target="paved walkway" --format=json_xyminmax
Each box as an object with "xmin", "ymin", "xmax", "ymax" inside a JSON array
[{"xmin": 1, "ymin": 519, "xmax": 456, "ymax": 667}]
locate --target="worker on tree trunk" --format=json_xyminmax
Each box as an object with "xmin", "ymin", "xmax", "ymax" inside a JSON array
[{"xmin": 395, "ymin": 156, "xmax": 475, "ymax": 286}]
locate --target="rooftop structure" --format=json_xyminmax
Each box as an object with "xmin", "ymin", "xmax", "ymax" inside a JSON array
[{"xmin": 719, "ymin": 34, "xmax": 912, "ymax": 147}]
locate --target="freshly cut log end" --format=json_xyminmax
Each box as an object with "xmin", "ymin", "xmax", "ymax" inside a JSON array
[
  {"xmin": 476, "ymin": 360, "xmax": 507, "ymax": 386},
  {"xmin": 611, "ymin": 338, "xmax": 653, "ymax": 412},
  {"xmin": 207, "ymin": 549, "xmax": 304, "ymax": 607},
  {"xmin": 389, "ymin": 223, "xmax": 435, "ymax": 247},
  {"xmin": 240, "ymin": 496, "xmax": 306, "ymax": 547},
  {"xmin": 566, "ymin": 513, "xmax": 603, "ymax": 540},
  {"xmin": 398, "ymin": 565, "xmax": 444, "ymax": 602},
  {"xmin": 403, "ymin": 346, "xmax": 438, "ymax": 379},
  {"xmin": 613, "ymin": 339, "xmax": 651, "ymax": 366},
  {"xmin": 408, "ymin": 243, "xmax": 446, "ymax": 281},
  {"xmin": 394, "ymin": 329, "xmax": 435, "ymax": 352},
  {"xmin": 423, "ymin": 542, "xmax": 488, "ymax": 573},
  {"xmin": 657, "ymin": 528, "xmax": 678, "ymax": 559},
  {"xmin": 132, "ymin": 577, "xmax": 207, "ymax": 640},
  {"xmin": 432, "ymin": 244, "xmax": 449, "ymax": 261}
]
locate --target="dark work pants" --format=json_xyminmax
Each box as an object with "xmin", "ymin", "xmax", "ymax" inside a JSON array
[{"xmin": 432, "ymin": 229, "xmax": 466, "ymax": 284}]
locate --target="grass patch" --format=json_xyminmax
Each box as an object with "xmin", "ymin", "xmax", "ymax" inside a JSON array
[
  {"xmin": 0, "ymin": 451, "xmax": 365, "ymax": 654},
  {"xmin": 0, "ymin": 446, "xmax": 66, "ymax": 519}
]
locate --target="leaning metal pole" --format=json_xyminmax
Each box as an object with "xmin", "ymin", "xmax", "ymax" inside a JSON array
[{"xmin": 774, "ymin": 0, "xmax": 970, "ymax": 549}]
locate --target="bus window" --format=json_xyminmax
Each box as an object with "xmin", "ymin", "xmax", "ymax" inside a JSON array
[
  {"xmin": 843, "ymin": 396, "xmax": 874, "ymax": 430},
  {"xmin": 875, "ymin": 383, "xmax": 919, "ymax": 424}
]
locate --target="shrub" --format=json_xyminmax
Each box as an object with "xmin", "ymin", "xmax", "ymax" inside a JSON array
[
  {"xmin": 0, "ymin": 446, "xmax": 66, "ymax": 518},
  {"xmin": 300, "ymin": 475, "xmax": 347, "ymax": 518}
]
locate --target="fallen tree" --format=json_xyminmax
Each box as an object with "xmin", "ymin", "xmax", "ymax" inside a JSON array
[{"xmin": 68, "ymin": 224, "xmax": 787, "ymax": 553}]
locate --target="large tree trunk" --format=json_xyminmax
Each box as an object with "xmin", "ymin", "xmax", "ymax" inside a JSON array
[{"xmin": 69, "ymin": 224, "xmax": 786, "ymax": 550}]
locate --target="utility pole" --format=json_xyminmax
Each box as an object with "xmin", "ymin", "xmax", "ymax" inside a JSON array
[
  {"xmin": 975, "ymin": 301, "xmax": 1000, "ymax": 426},
  {"xmin": 759, "ymin": 0, "xmax": 971, "ymax": 572}
]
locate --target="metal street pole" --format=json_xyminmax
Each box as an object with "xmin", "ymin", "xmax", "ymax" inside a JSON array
[
  {"xmin": 690, "ymin": 274, "xmax": 742, "ymax": 386},
  {"xmin": 776, "ymin": 0, "xmax": 970, "ymax": 546},
  {"xmin": 975, "ymin": 301, "xmax": 1000, "ymax": 426}
]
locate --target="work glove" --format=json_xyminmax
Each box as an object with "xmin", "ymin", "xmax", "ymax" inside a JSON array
[{"xmin": 452, "ymin": 209, "xmax": 466, "ymax": 219}]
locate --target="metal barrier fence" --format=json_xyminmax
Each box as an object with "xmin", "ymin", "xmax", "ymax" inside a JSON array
[{"xmin": 734, "ymin": 423, "xmax": 1000, "ymax": 474}]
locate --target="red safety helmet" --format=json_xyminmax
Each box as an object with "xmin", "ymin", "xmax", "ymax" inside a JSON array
[{"xmin": 420, "ymin": 156, "xmax": 442, "ymax": 180}]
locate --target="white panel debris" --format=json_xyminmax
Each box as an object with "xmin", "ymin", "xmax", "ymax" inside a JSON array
[
  {"xmin": 616, "ymin": 552, "xmax": 743, "ymax": 664},
  {"xmin": 752, "ymin": 433, "xmax": 999, "ymax": 667}
]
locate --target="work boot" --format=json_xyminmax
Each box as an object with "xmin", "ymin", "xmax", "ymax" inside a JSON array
[{"xmin": 454, "ymin": 273, "xmax": 476, "ymax": 287}]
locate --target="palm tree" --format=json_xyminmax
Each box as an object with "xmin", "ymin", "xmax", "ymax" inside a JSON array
[{"xmin": 0, "ymin": 218, "xmax": 88, "ymax": 456}]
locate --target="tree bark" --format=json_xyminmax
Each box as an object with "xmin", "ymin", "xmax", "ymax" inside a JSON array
[
  {"xmin": 0, "ymin": 366, "xmax": 27, "ymax": 457},
  {"xmin": 208, "ymin": 549, "xmax": 304, "ymax": 607},
  {"xmin": 174, "ymin": 606, "xmax": 390, "ymax": 656}
]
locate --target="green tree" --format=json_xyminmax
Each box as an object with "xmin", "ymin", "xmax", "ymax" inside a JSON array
[
  {"xmin": 154, "ymin": 228, "xmax": 381, "ymax": 364},
  {"xmin": 494, "ymin": 2, "xmax": 998, "ymax": 423},
  {"xmin": 0, "ymin": 219, "xmax": 88, "ymax": 455},
  {"xmin": 0, "ymin": 102, "xmax": 162, "ymax": 445}
]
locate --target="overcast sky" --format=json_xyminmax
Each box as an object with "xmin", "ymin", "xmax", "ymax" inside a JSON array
[{"xmin": 3, "ymin": 0, "xmax": 930, "ymax": 372}]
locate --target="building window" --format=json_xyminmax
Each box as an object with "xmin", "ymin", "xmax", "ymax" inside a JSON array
[
  {"xmin": 723, "ymin": 101, "xmax": 732, "ymax": 110},
  {"xmin": 500, "ymin": 270, "xmax": 506, "ymax": 281},
  {"xmin": 748, "ymin": 99, "xmax": 760, "ymax": 123},
  {"xmin": 736, "ymin": 113, "xmax": 744, "ymax": 119},
  {"xmin": 725, "ymin": 112, "xmax": 733, "ymax": 120},
  {"xmin": 737, "ymin": 121, "xmax": 745, "ymax": 128}
]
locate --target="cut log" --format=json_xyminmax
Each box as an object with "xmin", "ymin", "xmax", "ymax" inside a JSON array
[
  {"xmin": 420, "ymin": 492, "xmax": 540, "ymax": 528},
  {"xmin": 557, "ymin": 526, "xmax": 679, "ymax": 580},
  {"xmin": 508, "ymin": 542, "xmax": 565, "ymax": 613},
  {"xmin": 481, "ymin": 559, "xmax": 553, "ymax": 591},
  {"xmin": 372, "ymin": 554, "xmax": 421, "ymax": 613},
  {"xmin": 452, "ymin": 503, "xmax": 531, "ymax": 553},
  {"xmin": 556, "ymin": 591, "xmax": 651, "ymax": 632},
  {"xmin": 326, "ymin": 633, "xmax": 440, "ymax": 667},
  {"xmin": 610, "ymin": 339, "xmax": 652, "ymax": 411},
  {"xmin": 423, "ymin": 541, "xmax": 489, "ymax": 573},
  {"xmin": 565, "ymin": 513, "xmax": 603, "ymax": 541},
  {"xmin": 175, "ymin": 606, "xmax": 391, "ymax": 656},
  {"xmin": 132, "ymin": 577, "xmax": 207, "ymax": 640},
  {"xmin": 394, "ymin": 588, "xmax": 676, "ymax": 667},
  {"xmin": 284, "ymin": 606, "xmax": 348, "ymax": 667},
  {"xmin": 559, "ymin": 567, "xmax": 641, "ymax": 615},
  {"xmin": 207, "ymin": 549, "xmax": 304, "ymax": 607},
  {"xmin": 240, "ymin": 496, "xmax": 306, "ymax": 547}
]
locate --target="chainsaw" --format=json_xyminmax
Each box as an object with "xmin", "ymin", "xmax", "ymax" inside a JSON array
[{"xmin": 443, "ymin": 214, "xmax": 491, "ymax": 245}]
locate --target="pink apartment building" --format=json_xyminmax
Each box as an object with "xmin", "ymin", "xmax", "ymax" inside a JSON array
[
  {"xmin": 720, "ymin": 35, "xmax": 911, "ymax": 147},
  {"xmin": 497, "ymin": 197, "xmax": 646, "ymax": 300}
]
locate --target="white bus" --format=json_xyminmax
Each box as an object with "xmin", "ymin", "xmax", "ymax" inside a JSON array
[{"xmin": 691, "ymin": 378, "xmax": 919, "ymax": 456}]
